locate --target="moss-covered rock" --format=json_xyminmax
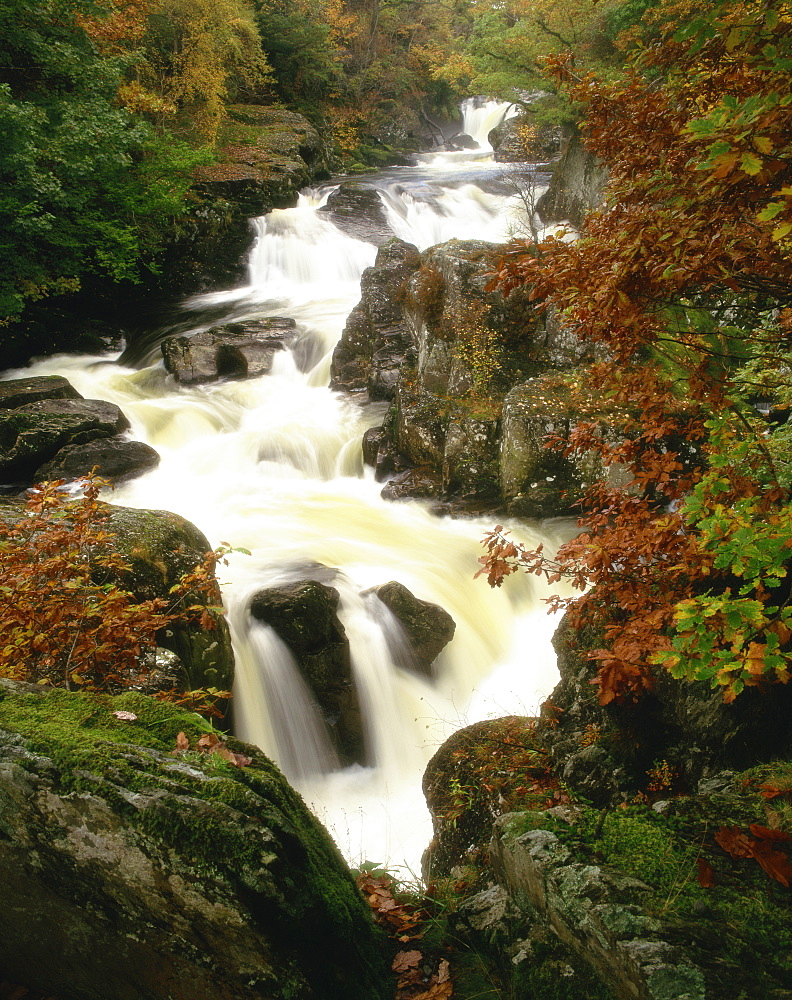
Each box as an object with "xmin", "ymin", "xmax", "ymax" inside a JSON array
[
  {"xmin": 99, "ymin": 504, "xmax": 235, "ymax": 693},
  {"xmin": 0, "ymin": 679, "xmax": 390, "ymax": 1000}
]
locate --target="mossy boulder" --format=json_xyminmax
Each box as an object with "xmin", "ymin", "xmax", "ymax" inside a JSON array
[
  {"xmin": 0, "ymin": 679, "xmax": 390, "ymax": 1000},
  {"xmin": 102, "ymin": 504, "xmax": 235, "ymax": 693}
]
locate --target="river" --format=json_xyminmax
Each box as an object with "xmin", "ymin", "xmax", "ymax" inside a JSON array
[{"xmin": 2, "ymin": 100, "xmax": 569, "ymax": 877}]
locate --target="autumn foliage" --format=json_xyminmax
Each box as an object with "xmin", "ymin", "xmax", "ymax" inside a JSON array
[
  {"xmin": 0, "ymin": 474, "xmax": 226, "ymax": 695},
  {"xmin": 481, "ymin": 0, "xmax": 792, "ymax": 705}
]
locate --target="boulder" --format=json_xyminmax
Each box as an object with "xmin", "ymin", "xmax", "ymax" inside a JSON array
[
  {"xmin": 536, "ymin": 133, "xmax": 608, "ymax": 229},
  {"xmin": 249, "ymin": 581, "xmax": 363, "ymax": 765},
  {"xmin": 318, "ymin": 183, "xmax": 396, "ymax": 246},
  {"xmin": 379, "ymin": 466, "xmax": 443, "ymax": 502},
  {"xmin": 490, "ymin": 816, "xmax": 704, "ymax": 1000},
  {"xmin": 0, "ymin": 375, "xmax": 82, "ymax": 409},
  {"xmin": 366, "ymin": 580, "xmax": 456, "ymax": 676},
  {"xmin": 445, "ymin": 132, "xmax": 479, "ymax": 150},
  {"xmin": 542, "ymin": 613, "xmax": 792, "ymax": 806},
  {"xmin": 102, "ymin": 504, "xmax": 235, "ymax": 693},
  {"xmin": 161, "ymin": 318, "xmax": 298, "ymax": 385},
  {"xmin": 330, "ymin": 238, "xmax": 422, "ymax": 399},
  {"xmin": 0, "ymin": 397, "xmax": 130, "ymax": 484},
  {"xmin": 34, "ymin": 437, "xmax": 160, "ymax": 484},
  {"xmin": 0, "ymin": 680, "xmax": 389, "ymax": 1000}
]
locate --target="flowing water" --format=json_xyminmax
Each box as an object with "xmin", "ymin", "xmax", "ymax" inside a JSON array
[{"xmin": 2, "ymin": 99, "xmax": 569, "ymax": 875}]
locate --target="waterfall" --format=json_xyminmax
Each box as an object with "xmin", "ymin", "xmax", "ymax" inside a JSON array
[
  {"xmin": 1, "ymin": 101, "xmax": 564, "ymax": 875},
  {"xmin": 460, "ymin": 96, "xmax": 519, "ymax": 150}
]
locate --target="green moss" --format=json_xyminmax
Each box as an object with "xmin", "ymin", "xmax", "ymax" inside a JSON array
[{"xmin": 553, "ymin": 791, "xmax": 792, "ymax": 999}]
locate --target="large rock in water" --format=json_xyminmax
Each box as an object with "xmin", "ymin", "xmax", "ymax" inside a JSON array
[
  {"xmin": 0, "ymin": 396, "xmax": 130, "ymax": 483},
  {"xmin": 318, "ymin": 182, "xmax": 396, "ymax": 246},
  {"xmin": 249, "ymin": 580, "xmax": 363, "ymax": 765},
  {"xmin": 366, "ymin": 580, "xmax": 456, "ymax": 676},
  {"xmin": 161, "ymin": 318, "xmax": 299, "ymax": 385},
  {"xmin": 330, "ymin": 238, "xmax": 422, "ymax": 400},
  {"xmin": 0, "ymin": 680, "xmax": 389, "ymax": 1000},
  {"xmin": 0, "ymin": 376, "xmax": 159, "ymax": 487}
]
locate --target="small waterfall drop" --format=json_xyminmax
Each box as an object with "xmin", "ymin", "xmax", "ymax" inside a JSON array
[
  {"xmin": 460, "ymin": 96, "xmax": 518, "ymax": 150},
  {"xmin": 1, "ymin": 100, "xmax": 564, "ymax": 874}
]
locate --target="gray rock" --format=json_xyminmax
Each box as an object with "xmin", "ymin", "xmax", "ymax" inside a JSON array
[
  {"xmin": 0, "ymin": 680, "xmax": 388, "ymax": 1000},
  {"xmin": 162, "ymin": 318, "xmax": 298, "ymax": 385},
  {"xmin": 379, "ymin": 466, "xmax": 443, "ymax": 501},
  {"xmin": 330, "ymin": 238, "xmax": 421, "ymax": 398},
  {"xmin": 318, "ymin": 183, "xmax": 396, "ymax": 246},
  {"xmin": 366, "ymin": 580, "xmax": 455, "ymax": 676},
  {"xmin": 537, "ymin": 133, "xmax": 609, "ymax": 228},
  {"xmin": 0, "ymin": 397, "xmax": 130, "ymax": 483},
  {"xmin": 34, "ymin": 436, "xmax": 160, "ymax": 484},
  {"xmin": 249, "ymin": 581, "xmax": 362, "ymax": 765},
  {"xmin": 491, "ymin": 815, "xmax": 703, "ymax": 1000},
  {"xmin": 0, "ymin": 375, "xmax": 82, "ymax": 409}
]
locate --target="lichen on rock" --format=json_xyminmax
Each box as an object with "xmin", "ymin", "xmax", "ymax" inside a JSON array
[{"xmin": 0, "ymin": 679, "xmax": 389, "ymax": 1000}]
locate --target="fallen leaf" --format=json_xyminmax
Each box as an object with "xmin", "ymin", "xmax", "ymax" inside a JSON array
[
  {"xmin": 175, "ymin": 731, "xmax": 190, "ymax": 751},
  {"xmin": 213, "ymin": 743, "xmax": 252, "ymax": 767},
  {"xmin": 392, "ymin": 950, "xmax": 422, "ymax": 973},
  {"xmin": 112, "ymin": 710, "xmax": 138, "ymax": 721},
  {"xmin": 696, "ymin": 856, "xmax": 716, "ymax": 888},
  {"xmin": 197, "ymin": 732, "xmax": 220, "ymax": 750}
]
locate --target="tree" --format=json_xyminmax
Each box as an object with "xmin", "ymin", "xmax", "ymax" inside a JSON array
[
  {"xmin": 0, "ymin": 0, "xmax": 203, "ymax": 332},
  {"xmin": 481, "ymin": 0, "xmax": 792, "ymax": 705}
]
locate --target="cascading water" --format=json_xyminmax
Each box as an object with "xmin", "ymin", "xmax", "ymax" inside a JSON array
[{"xmin": 1, "ymin": 102, "xmax": 565, "ymax": 875}]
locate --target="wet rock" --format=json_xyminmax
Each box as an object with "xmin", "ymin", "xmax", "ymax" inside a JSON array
[
  {"xmin": 366, "ymin": 580, "xmax": 455, "ymax": 676},
  {"xmin": 443, "ymin": 415, "xmax": 500, "ymax": 498},
  {"xmin": 444, "ymin": 132, "xmax": 479, "ymax": 151},
  {"xmin": 34, "ymin": 437, "xmax": 160, "ymax": 484},
  {"xmin": 0, "ymin": 397, "xmax": 130, "ymax": 484},
  {"xmin": 161, "ymin": 318, "xmax": 298, "ymax": 385},
  {"xmin": 330, "ymin": 238, "xmax": 421, "ymax": 398},
  {"xmin": 0, "ymin": 375, "xmax": 82, "ymax": 409},
  {"xmin": 379, "ymin": 466, "xmax": 443, "ymax": 501},
  {"xmin": 489, "ymin": 117, "xmax": 532, "ymax": 162},
  {"xmin": 0, "ymin": 680, "xmax": 389, "ymax": 1000},
  {"xmin": 537, "ymin": 133, "xmax": 608, "ymax": 229},
  {"xmin": 318, "ymin": 183, "xmax": 396, "ymax": 246},
  {"xmin": 249, "ymin": 581, "xmax": 363, "ymax": 765},
  {"xmin": 543, "ymin": 613, "xmax": 792, "ymax": 804}
]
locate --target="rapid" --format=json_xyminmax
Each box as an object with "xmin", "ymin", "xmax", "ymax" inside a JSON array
[{"xmin": 2, "ymin": 99, "xmax": 568, "ymax": 876}]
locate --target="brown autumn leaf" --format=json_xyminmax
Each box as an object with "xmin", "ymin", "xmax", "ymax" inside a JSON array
[
  {"xmin": 696, "ymin": 856, "xmax": 716, "ymax": 888},
  {"xmin": 716, "ymin": 824, "xmax": 792, "ymax": 887},
  {"xmin": 750, "ymin": 824, "xmax": 792, "ymax": 842},
  {"xmin": 197, "ymin": 732, "xmax": 220, "ymax": 750},
  {"xmin": 392, "ymin": 950, "xmax": 422, "ymax": 973},
  {"xmin": 175, "ymin": 731, "xmax": 190, "ymax": 751},
  {"xmin": 213, "ymin": 743, "xmax": 253, "ymax": 767}
]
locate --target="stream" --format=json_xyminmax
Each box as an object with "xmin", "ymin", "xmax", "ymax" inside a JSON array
[{"xmin": 3, "ymin": 100, "xmax": 570, "ymax": 877}]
